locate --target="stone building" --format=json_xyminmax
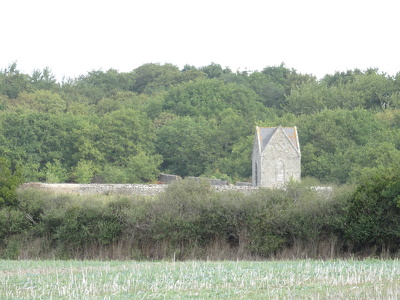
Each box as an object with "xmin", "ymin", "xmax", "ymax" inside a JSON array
[{"xmin": 252, "ymin": 126, "xmax": 301, "ymax": 188}]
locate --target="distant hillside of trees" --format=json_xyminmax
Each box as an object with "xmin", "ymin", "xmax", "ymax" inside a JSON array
[{"xmin": 0, "ymin": 61, "xmax": 399, "ymax": 185}]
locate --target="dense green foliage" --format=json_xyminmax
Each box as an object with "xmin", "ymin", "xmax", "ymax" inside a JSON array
[
  {"xmin": 0, "ymin": 62, "xmax": 399, "ymax": 185},
  {"xmin": 1, "ymin": 62, "xmax": 400, "ymax": 258},
  {"xmin": 346, "ymin": 167, "xmax": 400, "ymax": 252},
  {"xmin": 1, "ymin": 177, "xmax": 399, "ymax": 259},
  {"xmin": 0, "ymin": 158, "xmax": 23, "ymax": 208}
]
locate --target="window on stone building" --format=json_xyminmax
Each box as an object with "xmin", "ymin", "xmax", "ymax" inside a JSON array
[{"xmin": 276, "ymin": 160, "xmax": 285, "ymax": 183}]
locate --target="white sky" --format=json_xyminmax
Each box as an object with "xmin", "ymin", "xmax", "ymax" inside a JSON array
[{"xmin": 1, "ymin": 0, "xmax": 399, "ymax": 81}]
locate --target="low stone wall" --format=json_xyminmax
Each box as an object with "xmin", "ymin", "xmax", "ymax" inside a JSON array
[
  {"xmin": 20, "ymin": 183, "xmax": 167, "ymax": 196},
  {"xmin": 212, "ymin": 185, "xmax": 258, "ymax": 193},
  {"xmin": 186, "ymin": 176, "xmax": 229, "ymax": 186},
  {"xmin": 20, "ymin": 182, "xmax": 333, "ymax": 197},
  {"xmin": 235, "ymin": 181, "xmax": 252, "ymax": 187},
  {"xmin": 20, "ymin": 182, "xmax": 258, "ymax": 196}
]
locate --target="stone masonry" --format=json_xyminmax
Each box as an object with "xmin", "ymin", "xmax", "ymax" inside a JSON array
[
  {"xmin": 252, "ymin": 126, "xmax": 301, "ymax": 188},
  {"xmin": 20, "ymin": 182, "xmax": 258, "ymax": 196}
]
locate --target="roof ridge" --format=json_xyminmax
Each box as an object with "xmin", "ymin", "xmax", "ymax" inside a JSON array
[
  {"xmin": 281, "ymin": 127, "xmax": 300, "ymax": 153},
  {"xmin": 256, "ymin": 126, "xmax": 300, "ymax": 153}
]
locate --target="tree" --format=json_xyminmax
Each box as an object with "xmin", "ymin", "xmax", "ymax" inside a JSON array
[
  {"xmin": 294, "ymin": 109, "xmax": 389, "ymax": 183},
  {"xmin": 261, "ymin": 63, "xmax": 292, "ymax": 88},
  {"xmin": 94, "ymin": 152, "xmax": 163, "ymax": 183},
  {"xmin": 156, "ymin": 117, "xmax": 214, "ymax": 177},
  {"xmin": 284, "ymin": 81, "xmax": 331, "ymax": 115},
  {"xmin": 322, "ymin": 69, "xmax": 362, "ymax": 87},
  {"xmin": 350, "ymin": 72, "xmax": 396, "ymax": 109},
  {"xmin": 213, "ymin": 109, "xmax": 253, "ymax": 153},
  {"xmin": 348, "ymin": 142, "xmax": 400, "ymax": 182},
  {"xmin": 132, "ymin": 63, "xmax": 181, "ymax": 94},
  {"xmin": 261, "ymin": 63, "xmax": 315, "ymax": 95},
  {"xmin": 0, "ymin": 157, "xmax": 23, "ymax": 208},
  {"xmin": 132, "ymin": 63, "xmax": 207, "ymax": 94},
  {"xmin": 30, "ymin": 67, "xmax": 59, "ymax": 91},
  {"xmin": 200, "ymin": 62, "xmax": 232, "ymax": 79},
  {"xmin": 180, "ymin": 66, "xmax": 207, "ymax": 82},
  {"xmin": 321, "ymin": 69, "xmax": 400, "ymax": 110},
  {"xmin": 9, "ymin": 90, "xmax": 66, "ymax": 113},
  {"xmin": 0, "ymin": 111, "xmax": 41, "ymax": 165},
  {"xmin": 124, "ymin": 151, "xmax": 162, "ymax": 183},
  {"xmin": 346, "ymin": 167, "xmax": 400, "ymax": 252},
  {"xmin": 71, "ymin": 160, "xmax": 97, "ymax": 183},
  {"xmin": 0, "ymin": 111, "xmax": 89, "ymax": 181},
  {"xmin": 95, "ymin": 92, "xmax": 150, "ymax": 115},
  {"xmin": 162, "ymin": 78, "xmax": 266, "ymax": 119},
  {"xmin": 212, "ymin": 135, "xmax": 254, "ymax": 181},
  {"xmin": 96, "ymin": 109, "xmax": 159, "ymax": 167},
  {"xmin": 0, "ymin": 62, "xmax": 32, "ymax": 99},
  {"xmin": 44, "ymin": 159, "xmax": 68, "ymax": 183},
  {"xmin": 63, "ymin": 69, "xmax": 134, "ymax": 105},
  {"xmin": 247, "ymin": 71, "xmax": 286, "ymax": 108}
]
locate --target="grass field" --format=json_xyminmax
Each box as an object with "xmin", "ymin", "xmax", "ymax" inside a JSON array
[{"xmin": 1, "ymin": 259, "xmax": 399, "ymax": 299}]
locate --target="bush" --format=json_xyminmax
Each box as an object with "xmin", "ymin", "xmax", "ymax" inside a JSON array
[
  {"xmin": 346, "ymin": 167, "xmax": 400, "ymax": 254},
  {"xmin": 244, "ymin": 180, "xmax": 351, "ymax": 258},
  {"xmin": 0, "ymin": 207, "xmax": 28, "ymax": 240},
  {"xmin": 146, "ymin": 179, "xmax": 214, "ymax": 258},
  {"xmin": 4, "ymin": 180, "xmax": 358, "ymax": 260},
  {"xmin": 0, "ymin": 157, "xmax": 23, "ymax": 208},
  {"xmin": 50, "ymin": 198, "xmax": 123, "ymax": 250}
]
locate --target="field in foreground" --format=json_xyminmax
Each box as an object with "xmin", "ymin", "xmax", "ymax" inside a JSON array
[{"xmin": 1, "ymin": 259, "xmax": 399, "ymax": 299}]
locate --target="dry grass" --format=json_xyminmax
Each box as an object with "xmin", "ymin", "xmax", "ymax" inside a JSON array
[{"xmin": 1, "ymin": 259, "xmax": 399, "ymax": 299}]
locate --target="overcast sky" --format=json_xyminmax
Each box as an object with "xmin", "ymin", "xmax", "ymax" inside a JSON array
[{"xmin": 1, "ymin": 0, "xmax": 399, "ymax": 81}]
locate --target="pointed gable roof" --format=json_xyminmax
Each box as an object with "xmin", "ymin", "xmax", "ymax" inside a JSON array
[{"xmin": 256, "ymin": 126, "xmax": 300, "ymax": 153}]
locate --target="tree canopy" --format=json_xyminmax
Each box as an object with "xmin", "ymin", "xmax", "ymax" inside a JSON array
[{"xmin": 0, "ymin": 61, "xmax": 398, "ymax": 185}]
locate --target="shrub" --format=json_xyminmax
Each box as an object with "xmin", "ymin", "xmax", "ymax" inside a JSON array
[
  {"xmin": 0, "ymin": 157, "xmax": 23, "ymax": 208},
  {"xmin": 146, "ymin": 179, "xmax": 214, "ymax": 258},
  {"xmin": 0, "ymin": 207, "xmax": 28, "ymax": 240},
  {"xmin": 244, "ymin": 181, "xmax": 351, "ymax": 258},
  {"xmin": 346, "ymin": 167, "xmax": 400, "ymax": 254},
  {"xmin": 5, "ymin": 179, "xmax": 358, "ymax": 260}
]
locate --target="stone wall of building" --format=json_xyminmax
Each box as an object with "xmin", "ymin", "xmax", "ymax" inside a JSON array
[
  {"xmin": 260, "ymin": 129, "xmax": 301, "ymax": 188},
  {"xmin": 253, "ymin": 127, "xmax": 301, "ymax": 188}
]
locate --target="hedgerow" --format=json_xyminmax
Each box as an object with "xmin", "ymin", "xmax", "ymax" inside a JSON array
[{"xmin": 2, "ymin": 173, "xmax": 399, "ymax": 260}]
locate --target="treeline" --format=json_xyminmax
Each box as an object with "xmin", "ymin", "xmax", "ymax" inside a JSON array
[
  {"xmin": 1, "ymin": 62, "xmax": 400, "ymax": 185},
  {"xmin": 1, "ymin": 174, "xmax": 399, "ymax": 260}
]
